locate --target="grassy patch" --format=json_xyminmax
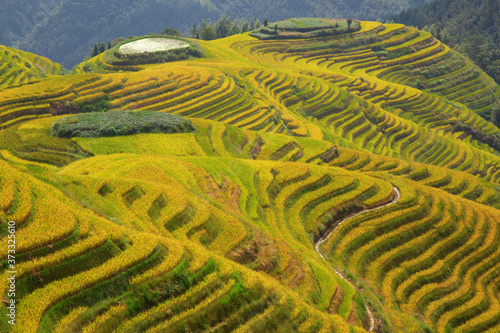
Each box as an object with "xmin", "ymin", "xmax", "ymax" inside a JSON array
[{"xmin": 51, "ymin": 110, "xmax": 195, "ymax": 138}]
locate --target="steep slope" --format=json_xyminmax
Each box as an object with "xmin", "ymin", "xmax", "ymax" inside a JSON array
[
  {"xmin": 390, "ymin": 0, "xmax": 500, "ymax": 86},
  {"xmin": 1, "ymin": 20, "xmax": 500, "ymax": 333}
]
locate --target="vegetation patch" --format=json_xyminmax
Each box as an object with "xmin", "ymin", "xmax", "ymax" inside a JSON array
[
  {"xmin": 119, "ymin": 38, "xmax": 189, "ymax": 54},
  {"xmin": 104, "ymin": 35, "xmax": 203, "ymax": 66},
  {"xmin": 51, "ymin": 110, "xmax": 195, "ymax": 138},
  {"xmin": 251, "ymin": 18, "xmax": 361, "ymax": 40}
]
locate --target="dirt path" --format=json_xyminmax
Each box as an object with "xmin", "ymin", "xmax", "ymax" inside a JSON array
[{"xmin": 314, "ymin": 187, "xmax": 400, "ymax": 332}]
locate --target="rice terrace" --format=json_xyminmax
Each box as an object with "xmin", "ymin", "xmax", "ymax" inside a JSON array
[{"xmin": 1, "ymin": 16, "xmax": 500, "ymax": 333}]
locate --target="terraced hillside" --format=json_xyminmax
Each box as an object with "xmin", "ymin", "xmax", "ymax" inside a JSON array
[
  {"xmin": 1, "ymin": 19, "xmax": 500, "ymax": 333},
  {"xmin": 0, "ymin": 46, "xmax": 66, "ymax": 90}
]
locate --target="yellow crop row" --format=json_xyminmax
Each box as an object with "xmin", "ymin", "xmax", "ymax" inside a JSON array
[
  {"xmin": 75, "ymin": 133, "xmax": 207, "ymax": 158},
  {"xmin": 391, "ymin": 220, "xmax": 466, "ymax": 304},
  {"xmin": 232, "ymin": 305, "xmax": 276, "ymax": 332},
  {"xmin": 110, "ymin": 75, "xmax": 185, "ymax": 108},
  {"xmin": 207, "ymin": 207, "xmax": 247, "ymax": 255},
  {"xmin": 349, "ymin": 191, "xmax": 439, "ymax": 273},
  {"xmin": 328, "ymin": 188, "xmax": 424, "ymax": 255},
  {"xmin": 367, "ymin": 202, "xmax": 451, "ymax": 284},
  {"xmin": 130, "ymin": 237, "xmax": 185, "ymax": 285},
  {"xmin": 6, "ymin": 179, "xmax": 31, "ymax": 225},
  {"xmin": 16, "ymin": 233, "xmax": 157, "ymax": 333},
  {"xmin": 117, "ymin": 272, "xmax": 221, "ymax": 332},
  {"xmin": 434, "ymin": 259, "xmax": 499, "ymax": 332},
  {"xmin": 453, "ymin": 276, "xmax": 500, "ymax": 332},
  {"xmin": 404, "ymin": 212, "xmax": 495, "ymax": 316},
  {"xmin": 81, "ymin": 304, "xmax": 126, "ymax": 333},
  {"xmin": 145, "ymin": 279, "xmax": 235, "ymax": 333},
  {"xmin": 53, "ymin": 307, "xmax": 88, "ymax": 333},
  {"xmin": 0, "ymin": 166, "xmax": 15, "ymax": 210}
]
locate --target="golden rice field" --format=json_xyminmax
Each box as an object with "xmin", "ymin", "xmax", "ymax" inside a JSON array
[{"xmin": 1, "ymin": 19, "xmax": 500, "ymax": 333}]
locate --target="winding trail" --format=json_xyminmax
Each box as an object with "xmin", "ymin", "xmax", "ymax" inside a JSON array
[{"xmin": 314, "ymin": 187, "xmax": 401, "ymax": 332}]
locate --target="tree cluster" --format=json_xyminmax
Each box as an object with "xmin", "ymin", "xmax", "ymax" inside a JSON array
[
  {"xmin": 90, "ymin": 41, "xmax": 112, "ymax": 57},
  {"xmin": 189, "ymin": 15, "xmax": 262, "ymax": 41}
]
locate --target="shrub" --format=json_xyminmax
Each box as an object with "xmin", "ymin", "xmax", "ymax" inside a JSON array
[
  {"xmin": 51, "ymin": 110, "xmax": 195, "ymax": 138},
  {"xmin": 79, "ymin": 95, "xmax": 111, "ymax": 113}
]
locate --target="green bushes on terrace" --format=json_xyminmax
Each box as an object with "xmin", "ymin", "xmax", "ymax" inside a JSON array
[
  {"xmin": 51, "ymin": 110, "xmax": 195, "ymax": 138},
  {"xmin": 103, "ymin": 35, "xmax": 203, "ymax": 66}
]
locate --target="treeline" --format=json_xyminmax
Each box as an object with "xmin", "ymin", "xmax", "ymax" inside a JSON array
[
  {"xmin": 390, "ymin": 0, "xmax": 500, "ymax": 84},
  {"xmin": 86, "ymin": 14, "xmax": 262, "ymax": 57},
  {"xmin": 188, "ymin": 15, "xmax": 264, "ymax": 40},
  {"xmin": 90, "ymin": 42, "xmax": 112, "ymax": 57}
]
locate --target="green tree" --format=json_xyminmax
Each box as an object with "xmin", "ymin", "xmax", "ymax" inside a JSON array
[
  {"xmin": 90, "ymin": 43, "xmax": 98, "ymax": 57},
  {"xmin": 249, "ymin": 17, "xmax": 255, "ymax": 30},
  {"xmin": 200, "ymin": 20, "xmax": 217, "ymax": 40},
  {"xmin": 230, "ymin": 20, "xmax": 240, "ymax": 35},
  {"xmin": 189, "ymin": 24, "xmax": 199, "ymax": 39},
  {"xmin": 255, "ymin": 19, "xmax": 261, "ymax": 29},
  {"xmin": 263, "ymin": 18, "xmax": 268, "ymax": 27},
  {"xmin": 97, "ymin": 42, "xmax": 106, "ymax": 54},
  {"xmin": 161, "ymin": 27, "xmax": 182, "ymax": 37},
  {"xmin": 347, "ymin": 19, "xmax": 352, "ymax": 29},
  {"xmin": 216, "ymin": 14, "xmax": 232, "ymax": 38},
  {"xmin": 240, "ymin": 19, "xmax": 250, "ymax": 33},
  {"xmin": 107, "ymin": 41, "xmax": 112, "ymax": 49}
]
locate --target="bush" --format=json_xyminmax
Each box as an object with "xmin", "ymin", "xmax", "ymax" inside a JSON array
[
  {"xmin": 51, "ymin": 110, "xmax": 195, "ymax": 138},
  {"xmin": 79, "ymin": 95, "xmax": 111, "ymax": 113}
]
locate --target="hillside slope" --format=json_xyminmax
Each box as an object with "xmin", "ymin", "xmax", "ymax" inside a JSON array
[
  {"xmin": 0, "ymin": 45, "xmax": 66, "ymax": 90},
  {"xmin": 390, "ymin": 0, "xmax": 500, "ymax": 86},
  {"xmin": 5, "ymin": 0, "xmax": 428, "ymax": 68},
  {"xmin": 1, "ymin": 20, "xmax": 500, "ymax": 333}
]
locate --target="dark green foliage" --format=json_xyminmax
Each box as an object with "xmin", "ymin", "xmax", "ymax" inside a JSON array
[
  {"xmin": 264, "ymin": 18, "xmax": 269, "ymax": 27},
  {"xmin": 98, "ymin": 183, "xmax": 114, "ymax": 196},
  {"xmin": 161, "ymin": 27, "xmax": 182, "ymax": 37},
  {"xmin": 200, "ymin": 19, "xmax": 218, "ymax": 40},
  {"xmin": 51, "ymin": 110, "xmax": 195, "ymax": 138},
  {"xmin": 216, "ymin": 14, "xmax": 232, "ymax": 38},
  {"xmin": 189, "ymin": 24, "xmax": 200, "ymax": 39},
  {"xmin": 80, "ymin": 95, "xmax": 111, "ymax": 114},
  {"xmin": 90, "ymin": 42, "xmax": 107, "ymax": 57}
]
